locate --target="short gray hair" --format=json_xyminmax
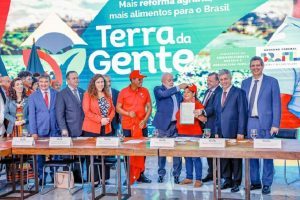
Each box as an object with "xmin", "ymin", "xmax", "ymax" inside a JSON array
[{"xmin": 218, "ymin": 69, "xmax": 232, "ymax": 78}]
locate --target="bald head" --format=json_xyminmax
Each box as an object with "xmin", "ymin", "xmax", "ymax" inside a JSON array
[{"xmin": 161, "ymin": 73, "xmax": 174, "ymax": 89}]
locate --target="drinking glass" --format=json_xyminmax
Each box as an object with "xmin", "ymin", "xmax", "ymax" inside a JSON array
[
  {"xmin": 152, "ymin": 129, "xmax": 159, "ymax": 138},
  {"xmin": 250, "ymin": 129, "xmax": 258, "ymax": 139},
  {"xmin": 22, "ymin": 128, "xmax": 28, "ymax": 137},
  {"xmin": 117, "ymin": 129, "xmax": 124, "ymax": 141},
  {"xmin": 203, "ymin": 128, "xmax": 211, "ymax": 138}
]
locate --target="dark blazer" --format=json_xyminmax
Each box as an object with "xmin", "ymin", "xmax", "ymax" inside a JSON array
[
  {"xmin": 111, "ymin": 88, "xmax": 120, "ymax": 130},
  {"xmin": 55, "ymin": 86, "xmax": 85, "ymax": 137},
  {"xmin": 215, "ymin": 86, "xmax": 248, "ymax": 138},
  {"xmin": 203, "ymin": 86, "xmax": 222, "ymax": 133},
  {"xmin": 4, "ymin": 97, "xmax": 29, "ymax": 134},
  {"xmin": 29, "ymin": 88, "xmax": 60, "ymax": 137},
  {"xmin": 241, "ymin": 74, "xmax": 281, "ymax": 129},
  {"xmin": 152, "ymin": 85, "xmax": 183, "ymax": 131},
  {"xmin": 0, "ymin": 87, "xmax": 6, "ymax": 103}
]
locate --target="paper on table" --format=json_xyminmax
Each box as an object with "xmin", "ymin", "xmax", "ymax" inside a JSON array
[
  {"xmin": 180, "ymin": 102, "xmax": 195, "ymax": 124},
  {"xmin": 124, "ymin": 139, "xmax": 144, "ymax": 144},
  {"xmin": 175, "ymin": 137, "xmax": 195, "ymax": 142},
  {"xmin": 74, "ymin": 137, "xmax": 91, "ymax": 140}
]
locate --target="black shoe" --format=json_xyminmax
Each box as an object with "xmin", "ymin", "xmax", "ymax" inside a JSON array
[
  {"xmin": 39, "ymin": 179, "xmax": 45, "ymax": 186},
  {"xmin": 50, "ymin": 177, "xmax": 54, "ymax": 184},
  {"xmin": 231, "ymin": 184, "xmax": 240, "ymax": 193},
  {"xmin": 202, "ymin": 175, "xmax": 213, "ymax": 183},
  {"xmin": 94, "ymin": 181, "xmax": 100, "ymax": 187},
  {"xmin": 157, "ymin": 176, "xmax": 164, "ymax": 183},
  {"xmin": 262, "ymin": 185, "xmax": 271, "ymax": 195},
  {"xmin": 74, "ymin": 175, "xmax": 83, "ymax": 183},
  {"xmin": 174, "ymin": 176, "xmax": 180, "ymax": 184},
  {"xmin": 250, "ymin": 184, "xmax": 262, "ymax": 190},
  {"xmin": 221, "ymin": 181, "xmax": 233, "ymax": 190},
  {"xmin": 137, "ymin": 174, "xmax": 151, "ymax": 183}
]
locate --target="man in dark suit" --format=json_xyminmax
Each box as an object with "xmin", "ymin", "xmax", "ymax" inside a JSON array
[
  {"xmin": 201, "ymin": 72, "xmax": 222, "ymax": 182},
  {"xmin": 104, "ymin": 75, "xmax": 120, "ymax": 136},
  {"xmin": 56, "ymin": 71, "xmax": 84, "ymax": 137},
  {"xmin": 55, "ymin": 71, "xmax": 84, "ymax": 182},
  {"xmin": 29, "ymin": 74, "xmax": 60, "ymax": 185},
  {"xmin": 215, "ymin": 69, "xmax": 247, "ymax": 193},
  {"xmin": 152, "ymin": 73, "xmax": 187, "ymax": 184},
  {"xmin": 0, "ymin": 75, "xmax": 10, "ymax": 103},
  {"xmin": 0, "ymin": 76, "xmax": 5, "ymax": 136},
  {"xmin": 241, "ymin": 56, "xmax": 281, "ymax": 195},
  {"xmin": 0, "ymin": 74, "xmax": 9, "ymax": 137}
]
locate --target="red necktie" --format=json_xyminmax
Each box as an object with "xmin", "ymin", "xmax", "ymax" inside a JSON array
[
  {"xmin": 221, "ymin": 91, "xmax": 227, "ymax": 107},
  {"xmin": 44, "ymin": 92, "xmax": 49, "ymax": 108}
]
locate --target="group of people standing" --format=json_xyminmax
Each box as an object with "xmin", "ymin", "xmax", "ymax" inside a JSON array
[
  {"xmin": 153, "ymin": 56, "xmax": 281, "ymax": 195},
  {"xmin": 0, "ymin": 55, "xmax": 281, "ymax": 195}
]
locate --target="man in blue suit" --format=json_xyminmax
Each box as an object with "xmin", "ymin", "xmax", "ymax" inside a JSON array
[
  {"xmin": 104, "ymin": 75, "xmax": 120, "ymax": 136},
  {"xmin": 201, "ymin": 72, "xmax": 222, "ymax": 182},
  {"xmin": 241, "ymin": 56, "xmax": 281, "ymax": 195},
  {"xmin": 56, "ymin": 71, "xmax": 84, "ymax": 137},
  {"xmin": 215, "ymin": 69, "xmax": 247, "ymax": 193},
  {"xmin": 29, "ymin": 74, "xmax": 60, "ymax": 185},
  {"xmin": 152, "ymin": 73, "xmax": 187, "ymax": 184}
]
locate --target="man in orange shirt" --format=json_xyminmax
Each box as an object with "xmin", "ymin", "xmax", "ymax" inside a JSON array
[{"xmin": 116, "ymin": 70, "xmax": 152, "ymax": 183}]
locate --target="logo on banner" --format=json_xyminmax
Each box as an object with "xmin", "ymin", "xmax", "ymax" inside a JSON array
[
  {"xmin": 256, "ymin": 45, "xmax": 300, "ymax": 69},
  {"xmin": 88, "ymin": 25, "xmax": 194, "ymax": 75}
]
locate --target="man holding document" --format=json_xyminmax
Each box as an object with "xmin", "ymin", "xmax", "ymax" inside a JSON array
[{"xmin": 214, "ymin": 69, "xmax": 248, "ymax": 193}]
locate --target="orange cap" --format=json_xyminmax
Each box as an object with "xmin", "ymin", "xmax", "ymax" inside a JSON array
[
  {"xmin": 129, "ymin": 70, "xmax": 146, "ymax": 79},
  {"xmin": 187, "ymin": 84, "xmax": 197, "ymax": 93}
]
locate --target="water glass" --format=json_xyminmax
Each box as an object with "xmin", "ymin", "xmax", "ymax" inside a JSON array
[
  {"xmin": 22, "ymin": 128, "xmax": 28, "ymax": 137},
  {"xmin": 152, "ymin": 129, "xmax": 159, "ymax": 138},
  {"xmin": 250, "ymin": 129, "xmax": 258, "ymax": 139},
  {"xmin": 203, "ymin": 128, "xmax": 211, "ymax": 138},
  {"xmin": 117, "ymin": 129, "xmax": 124, "ymax": 141}
]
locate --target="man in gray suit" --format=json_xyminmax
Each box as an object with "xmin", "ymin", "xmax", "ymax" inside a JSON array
[
  {"xmin": 55, "ymin": 71, "xmax": 85, "ymax": 182},
  {"xmin": 56, "ymin": 71, "xmax": 84, "ymax": 137}
]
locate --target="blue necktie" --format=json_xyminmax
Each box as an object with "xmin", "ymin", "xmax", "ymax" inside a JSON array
[
  {"xmin": 249, "ymin": 80, "xmax": 259, "ymax": 115},
  {"xmin": 73, "ymin": 89, "xmax": 80, "ymax": 103}
]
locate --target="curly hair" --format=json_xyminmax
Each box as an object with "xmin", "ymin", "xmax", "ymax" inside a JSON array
[
  {"xmin": 8, "ymin": 78, "xmax": 27, "ymax": 101},
  {"xmin": 17, "ymin": 71, "xmax": 32, "ymax": 79},
  {"xmin": 87, "ymin": 74, "xmax": 110, "ymax": 98}
]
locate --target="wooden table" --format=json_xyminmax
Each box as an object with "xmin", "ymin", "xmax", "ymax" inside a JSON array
[
  {"xmin": 0, "ymin": 148, "xmax": 11, "ymax": 157},
  {"xmin": 12, "ymin": 137, "xmax": 158, "ymax": 200},
  {"xmin": 159, "ymin": 139, "xmax": 300, "ymax": 200},
  {"xmin": 0, "ymin": 139, "xmax": 38, "ymax": 200},
  {"xmin": 0, "ymin": 139, "xmax": 11, "ymax": 157}
]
